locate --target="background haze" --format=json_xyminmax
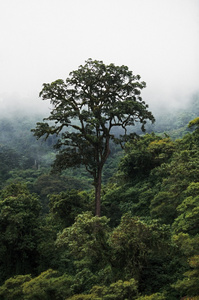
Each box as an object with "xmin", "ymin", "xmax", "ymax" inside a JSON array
[{"xmin": 0, "ymin": 0, "xmax": 198, "ymax": 116}]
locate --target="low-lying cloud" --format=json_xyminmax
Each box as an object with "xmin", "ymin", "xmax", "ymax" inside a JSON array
[{"xmin": 0, "ymin": 0, "xmax": 198, "ymax": 118}]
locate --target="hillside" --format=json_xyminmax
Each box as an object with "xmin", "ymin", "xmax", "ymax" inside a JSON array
[{"xmin": 0, "ymin": 95, "xmax": 199, "ymax": 299}]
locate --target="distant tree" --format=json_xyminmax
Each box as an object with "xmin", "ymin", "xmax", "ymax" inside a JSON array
[{"xmin": 32, "ymin": 59, "xmax": 155, "ymax": 216}]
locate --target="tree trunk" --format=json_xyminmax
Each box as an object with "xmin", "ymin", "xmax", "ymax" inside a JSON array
[
  {"xmin": 94, "ymin": 137, "xmax": 110, "ymax": 216},
  {"xmin": 95, "ymin": 169, "xmax": 102, "ymax": 217}
]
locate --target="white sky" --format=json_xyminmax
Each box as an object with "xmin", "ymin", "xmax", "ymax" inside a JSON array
[{"xmin": 0, "ymin": 0, "xmax": 199, "ymax": 114}]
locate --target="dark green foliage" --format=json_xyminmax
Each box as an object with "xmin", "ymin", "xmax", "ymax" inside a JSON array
[
  {"xmin": 172, "ymin": 255, "xmax": 199, "ymax": 298},
  {"xmin": 0, "ymin": 183, "xmax": 41, "ymax": 283},
  {"xmin": 49, "ymin": 190, "xmax": 90, "ymax": 229},
  {"xmin": 22, "ymin": 269, "xmax": 73, "ymax": 300},
  {"xmin": 0, "ymin": 115, "xmax": 55, "ymax": 171},
  {"xmin": 35, "ymin": 222, "xmax": 60, "ymax": 273},
  {"xmin": 32, "ymin": 59, "xmax": 155, "ymax": 216},
  {"xmin": 136, "ymin": 293, "xmax": 166, "ymax": 300},
  {"xmin": 0, "ymin": 270, "xmax": 73, "ymax": 300},
  {"xmin": 119, "ymin": 133, "xmax": 175, "ymax": 181},
  {"xmin": 0, "ymin": 274, "xmax": 31, "ymax": 300},
  {"xmin": 56, "ymin": 212, "xmax": 112, "ymax": 293},
  {"xmin": 172, "ymin": 197, "xmax": 199, "ymax": 235},
  {"xmin": 149, "ymin": 149, "xmax": 199, "ymax": 224},
  {"xmin": 5, "ymin": 169, "xmax": 43, "ymax": 196},
  {"xmin": 0, "ymin": 146, "xmax": 21, "ymax": 187},
  {"xmin": 0, "ymin": 88, "xmax": 199, "ymax": 298},
  {"xmin": 68, "ymin": 278, "xmax": 139, "ymax": 300},
  {"xmin": 109, "ymin": 214, "xmax": 176, "ymax": 293},
  {"xmin": 34, "ymin": 174, "xmax": 92, "ymax": 196},
  {"xmin": 33, "ymin": 174, "xmax": 92, "ymax": 213},
  {"xmin": 101, "ymin": 181, "xmax": 154, "ymax": 227},
  {"xmin": 150, "ymin": 191, "xmax": 177, "ymax": 223}
]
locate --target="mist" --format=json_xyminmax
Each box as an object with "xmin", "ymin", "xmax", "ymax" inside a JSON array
[{"xmin": 0, "ymin": 0, "xmax": 198, "ymax": 117}]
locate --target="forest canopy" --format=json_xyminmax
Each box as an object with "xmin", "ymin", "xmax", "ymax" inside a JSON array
[{"xmin": 0, "ymin": 64, "xmax": 199, "ymax": 299}]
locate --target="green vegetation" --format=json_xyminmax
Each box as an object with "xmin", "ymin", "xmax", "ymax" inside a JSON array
[
  {"xmin": 0, "ymin": 67, "xmax": 199, "ymax": 299},
  {"xmin": 32, "ymin": 59, "xmax": 154, "ymax": 216}
]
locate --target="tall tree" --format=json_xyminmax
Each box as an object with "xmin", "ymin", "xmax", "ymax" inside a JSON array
[{"xmin": 32, "ymin": 59, "xmax": 155, "ymax": 216}]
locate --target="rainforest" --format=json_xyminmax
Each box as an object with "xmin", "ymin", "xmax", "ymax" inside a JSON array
[{"xmin": 0, "ymin": 92, "xmax": 199, "ymax": 300}]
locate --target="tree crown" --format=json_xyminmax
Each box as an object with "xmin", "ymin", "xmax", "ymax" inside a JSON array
[{"xmin": 32, "ymin": 59, "xmax": 155, "ymax": 174}]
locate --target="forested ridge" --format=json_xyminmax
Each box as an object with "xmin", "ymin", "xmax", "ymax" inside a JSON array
[{"xmin": 0, "ymin": 95, "xmax": 199, "ymax": 299}]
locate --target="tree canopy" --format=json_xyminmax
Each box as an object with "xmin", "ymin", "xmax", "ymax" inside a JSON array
[
  {"xmin": 32, "ymin": 59, "xmax": 155, "ymax": 216},
  {"xmin": 2, "ymin": 103, "xmax": 199, "ymax": 298}
]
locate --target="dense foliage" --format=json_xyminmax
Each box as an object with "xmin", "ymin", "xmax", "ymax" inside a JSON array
[
  {"xmin": 0, "ymin": 93, "xmax": 199, "ymax": 299},
  {"xmin": 32, "ymin": 59, "xmax": 155, "ymax": 216}
]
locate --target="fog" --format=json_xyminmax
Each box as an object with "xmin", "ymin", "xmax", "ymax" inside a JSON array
[{"xmin": 0, "ymin": 0, "xmax": 198, "ymax": 117}]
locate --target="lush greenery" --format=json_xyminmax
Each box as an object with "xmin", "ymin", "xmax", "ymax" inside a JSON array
[
  {"xmin": 0, "ymin": 91, "xmax": 199, "ymax": 299},
  {"xmin": 32, "ymin": 59, "xmax": 154, "ymax": 216}
]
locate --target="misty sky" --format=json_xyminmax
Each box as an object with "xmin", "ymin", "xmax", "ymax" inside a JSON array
[{"xmin": 0, "ymin": 0, "xmax": 199, "ymax": 114}]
